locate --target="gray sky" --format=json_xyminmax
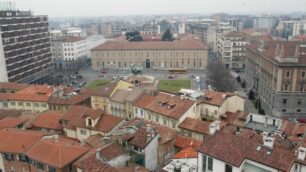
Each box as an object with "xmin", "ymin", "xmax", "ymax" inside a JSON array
[{"xmin": 7, "ymin": 0, "xmax": 306, "ymax": 17}]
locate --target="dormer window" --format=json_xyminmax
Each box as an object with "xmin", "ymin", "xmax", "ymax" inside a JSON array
[{"xmin": 88, "ymin": 118, "xmax": 92, "ymax": 127}]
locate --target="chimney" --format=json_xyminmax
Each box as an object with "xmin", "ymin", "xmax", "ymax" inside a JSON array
[
  {"xmin": 298, "ymin": 147, "xmax": 306, "ymax": 161},
  {"xmin": 263, "ymin": 133, "xmax": 275, "ymax": 149},
  {"xmin": 209, "ymin": 121, "xmax": 220, "ymax": 135}
]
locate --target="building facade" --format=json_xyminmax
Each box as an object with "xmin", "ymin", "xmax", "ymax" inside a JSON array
[
  {"xmin": 52, "ymin": 36, "xmax": 87, "ymax": 71},
  {"xmin": 91, "ymin": 36, "xmax": 208, "ymax": 71},
  {"xmin": 217, "ymin": 31, "xmax": 247, "ymax": 70},
  {"xmin": 0, "ymin": 10, "xmax": 53, "ymax": 83},
  {"xmin": 245, "ymin": 40, "xmax": 306, "ymax": 117}
]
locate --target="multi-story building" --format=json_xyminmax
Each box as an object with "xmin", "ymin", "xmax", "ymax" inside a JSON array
[
  {"xmin": 253, "ymin": 15, "xmax": 278, "ymax": 31},
  {"xmin": 0, "ymin": 10, "xmax": 53, "ymax": 83},
  {"xmin": 52, "ymin": 36, "xmax": 87, "ymax": 71},
  {"xmin": 217, "ymin": 31, "xmax": 247, "ymax": 70},
  {"xmin": 245, "ymin": 40, "xmax": 306, "ymax": 117},
  {"xmin": 99, "ymin": 23, "xmax": 122, "ymax": 38},
  {"xmin": 142, "ymin": 24, "xmax": 160, "ymax": 35},
  {"xmin": 91, "ymin": 35, "xmax": 208, "ymax": 71}
]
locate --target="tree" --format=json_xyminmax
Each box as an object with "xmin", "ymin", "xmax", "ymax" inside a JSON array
[
  {"xmin": 162, "ymin": 28, "xmax": 173, "ymax": 41},
  {"xmin": 236, "ymin": 75, "xmax": 241, "ymax": 83},
  {"xmin": 207, "ymin": 60, "xmax": 236, "ymax": 92},
  {"xmin": 125, "ymin": 31, "xmax": 143, "ymax": 41},
  {"xmin": 248, "ymin": 90, "xmax": 255, "ymax": 100},
  {"xmin": 241, "ymin": 80, "xmax": 246, "ymax": 88}
]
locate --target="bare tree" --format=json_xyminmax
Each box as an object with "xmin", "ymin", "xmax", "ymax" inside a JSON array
[{"xmin": 207, "ymin": 60, "xmax": 236, "ymax": 92}]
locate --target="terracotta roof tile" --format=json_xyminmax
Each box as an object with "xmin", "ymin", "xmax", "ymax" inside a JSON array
[
  {"xmin": 174, "ymin": 135, "xmax": 202, "ymax": 149},
  {"xmin": 0, "ymin": 82, "xmax": 29, "ymax": 91},
  {"xmin": 0, "ymin": 117, "xmax": 27, "ymax": 129},
  {"xmin": 198, "ymin": 90, "xmax": 236, "ymax": 106},
  {"xmin": 135, "ymin": 92, "xmax": 195, "ymax": 120},
  {"xmin": 26, "ymin": 136, "xmax": 89, "ymax": 168},
  {"xmin": 31, "ymin": 111, "xmax": 63, "ymax": 130},
  {"xmin": 178, "ymin": 118, "xmax": 212, "ymax": 135},
  {"xmin": 172, "ymin": 147, "xmax": 198, "ymax": 159},
  {"xmin": 0, "ymin": 129, "xmax": 45, "ymax": 154},
  {"xmin": 128, "ymin": 127, "xmax": 157, "ymax": 149},
  {"xmin": 0, "ymin": 109, "xmax": 23, "ymax": 120},
  {"xmin": 198, "ymin": 126, "xmax": 297, "ymax": 171},
  {"xmin": 99, "ymin": 142, "xmax": 127, "ymax": 161},
  {"xmin": 91, "ymin": 37, "xmax": 208, "ymax": 51}
]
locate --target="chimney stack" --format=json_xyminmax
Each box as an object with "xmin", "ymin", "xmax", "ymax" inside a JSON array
[{"xmin": 298, "ymin": 147, "xmax": 306, "ymax": 161}]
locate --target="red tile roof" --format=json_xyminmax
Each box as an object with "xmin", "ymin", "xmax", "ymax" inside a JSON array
[
  {"xmin": 0, "ymin": 129, "xmax": 44, "ymax": 154},
  {"xmin": 172, "ymin": 147, "xmax": 198, "ymax": 159},
  {"xmin": 135, "ymin": 92, "xmax": 195, "ymax": 120},
  {"xmin": 198, "ymin": 126, "xmax": 297, "ymax": 171},
  {"xmin": 178, "ymin": 118, "xmax": 212, "ymax": 135},
  {"xmin": 91, "ymin": 37, "xmax": 208, "ymax": 51},
  {"xmin": 91, "ymin": 81, "xmax": 118, "ymax": 97},
  {"xmin": 98, "ymin": 142, "xmax": 127, "ymax": 161},
  {"xmin": 26, "ymin": 136, "xmax": 89, "ymax": 168},
  {"xmin": 198, "ymin": 90, "xmax": 236, "ymax": 106},
  {"xmin": 31, "ymin": 111, "xmax": 63, "ymax": 130},
  {"xmin": 0, "ymin": 117, "xmax": 27, "ymax": 129},
  {"xmin": 0, "ymin": 82, "xmax": 29, "ymax": 91},
  {"xmin": 144, "ymin": 121, "xmax": 176, "ymax": 144},
  {"xmin": 128, "ymin": 127, "xmax": 157, "ymax": 149},
  {"xmin": 47, "ymin": 92, "xmax": 90, "ymax": 105},
  {"xmin": 174, "ymin": 135, "xmax": 202, "ymax": 149}
]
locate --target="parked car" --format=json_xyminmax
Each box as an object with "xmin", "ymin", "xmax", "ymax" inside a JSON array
[
  {"xmin": 168, "ymin": 75, "xmax": 174, "ymax": 79},
  {"xmin": 78, "ymin": 81, "xmax": 87, "ymax": 87},
  {"xmin": 70, "ymin": 74, "xmax": 77, "ymax": 79}
]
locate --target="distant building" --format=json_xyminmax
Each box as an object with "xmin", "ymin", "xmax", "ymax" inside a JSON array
[
  {"xmin": 217, "ymin": 31, "xmax": 247, "ymax": 70},
  {"xmin": 245, "ymin": 40, "xmax": 306, "ymax": 117},
  {"xmin": 51, "ymin": 36, "xmax": 87, "ymax": 71},
  {"xmin": 142, "ymin": 24, "xmax": 160, "ymax": 35},
  {"xmin": 99, "ymin": 23, "xmax": 122, "ymax": 38},
  {"xmin": 0, "ymin": 10, "xmax": 53, "ymax": 83},
  {"xmin": 253, "ymin": 15, "xmax": 278, "ymax": 31},
  {"xmin": 91, "ymin": 35, "xmax": 208, "ymax": 71}
]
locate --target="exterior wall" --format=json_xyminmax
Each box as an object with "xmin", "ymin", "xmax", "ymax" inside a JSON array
[
  {"xmin": 198, "ymin": 152, "xmax": 240, "ymax": 172},
  {"xmin": 158, "ymin": 139, "xmax": 175, "ymax": 168},
  {"xmin": 0, "ymin": 100, "xmax": 48, "ymax": 113},
  {"xmin": 0, "ymin": 153, "xmax": 5, "ymax": 172},
  {"xmin": 144, "ymin": 135, "xmax": 159, "ymax": 171},
  {"xmin": 197, "ymin": 103, "xmax": 220, "ymax": 120},
  {"xmin": 171, "ymin": 158, "xmax": 197, "ymax": 168},
  {"xmin": 181, "ymin": 129, "xmax": 204, "ymax": 140},
  {"xmin": 91, "ymin": 96, "xmax": 110, "ymax": 113},
  {"xmin": 241, "ymin": 160, "xmax": 279, "ymax": 172},
  {"xmin": 0, "ymin": 32, "xmax": 8, "ymax": 82},
  {"xmin": 110, "ymin": 100, "xmax": 126, "ymax": 118},
  {"xmin": 91, "ymin": 49, "xmax": 208, "ymax": 71},
  {"xmin": 64, "ymin": 128, "xmax": 77, "ymax": 139},
  {"xmin": 245, "ymin": 46, "xmax": 306, "ymax": 117},
  {"xmin": 220, "ymin": 95, "xmax": 245, "ymax": 114},
  {"xmin": 2, "ymin": 154, "xmax": 30, "ymax": 172},
  {"xmin": 48, "ymin": 104, "xmax": 70, "ymax": 113},
  {"xmin": 290, "ymin": 162, "xmax": 306, "ymax": 172}
]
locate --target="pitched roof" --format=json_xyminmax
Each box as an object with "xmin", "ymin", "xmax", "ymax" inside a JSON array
[
  {"xmin": 198, "ymin": 126, "xmax": 297, "ymax": 171},
  {"xmin": 172, "ymin": 147, "xmax": 198, "ymax": 159},
  {"xmin": 221, "ymin": 111, "xmax": 247, "ymax": 128},
  {"xmin": 110, "ymin": 89, "xmax": 132, "ymax": 103},
  {"xmin": 0, "ymin": 117, "xmax": 27, "ymax": 129},
  {"xmin": 128, "ymin": 127, "xmax": 157, "ymax": 149},
  {"xmin": 98, "ymin": 142, "xmax": 127, "ymax": 161},
  {"xmin": 178, "ymin": 118, "xmax": 212, "ymax": 135},
  {"xmin": 0, "ymin": 82, "xmax": 29, "ymax": 91},
  {"xmin": 174, "ymin": 135, "xmax": 202, "ymax": 149},
  {"xmin": 91, "ymin": 81, "xmax": 118, "ymax": 97},
  {"xmin": 280, "ymin": 120, "xmax": 306, "ymax": 136},
  {"xmin": 135, "ymin": 92, "xmax": 195, "ymax": 120},
  {"xmin": 26, "ymin": 136, "xmax": 89, "ymax": 168},
  {"xmin": 144, "ymin": 121, "xmax": 176, "ymax": 144},
  {"xmin": 91, "ymin": 37, "xmax": 207, "ymax": 51},
  {"xmin": 0, "ymin": 109, "xmax": 23, "ymax": 120},
  {"xmin": 31, "ymin": 111, "xmax": 63, "ymax": 130},
  {"xmin": 198, "ymin": 90, "xmax": 236, "ymax": 106},
  {"xmin": 47, "ymin": 93, "xmax": 90, "ymax": 105},
  {"xmin": 0, "ymin": 129, "xmax": 44, "ymax": 154}
]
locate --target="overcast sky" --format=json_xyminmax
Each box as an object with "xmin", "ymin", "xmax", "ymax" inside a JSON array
[{"xmin": 6, "ymin": 0, "xmax": 306, "ymax": 17}]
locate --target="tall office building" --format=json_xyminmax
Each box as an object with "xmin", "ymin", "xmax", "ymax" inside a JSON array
[{"xmin": 0, "ymin": 10, "xmax": 53, "ymax": 83}]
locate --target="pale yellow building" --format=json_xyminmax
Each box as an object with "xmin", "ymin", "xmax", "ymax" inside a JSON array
[
  {"xmin": 197, "ymin": 90, "xmax": 245, "ymax": 121},
  {"xmin": 91, "ymin": 35, "xmax": 208, "ymax": 70},
  {"xmin": 91, "ymin": 80, "xmax": 134, "ymax": 113}
]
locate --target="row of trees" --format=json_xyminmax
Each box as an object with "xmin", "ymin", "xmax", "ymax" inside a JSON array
[{"xmin": 125, "ymin": 31, "xmax": 143, "ymax": 42}]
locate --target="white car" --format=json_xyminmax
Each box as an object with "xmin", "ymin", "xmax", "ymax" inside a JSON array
[{"xmin": 195, "ymin": 76, "xmax": 200, "ymax": 82}]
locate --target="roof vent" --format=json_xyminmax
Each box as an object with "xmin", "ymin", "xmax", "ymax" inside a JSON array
[
  {"xmin": 298, "ymin": 147, "xmax": 306, "ymax": 161},
  {"xmin": 222, "ymin": 94, "xmax": 226, "ymax": 99},
  {"xmin": 263, "ymin": 135, "xmax": 274, "ymax": 149}
]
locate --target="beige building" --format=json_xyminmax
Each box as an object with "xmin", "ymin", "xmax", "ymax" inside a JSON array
[
  {"xmin": 91, "ymin": 35, "xmax": 208, "ymax": 70},
  {"xmin": 197, "ymin": 90, "xmax": 245, "ymax": 121}
]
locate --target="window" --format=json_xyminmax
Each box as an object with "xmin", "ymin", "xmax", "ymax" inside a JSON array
[
  {"xmin": 208, "ymin": 157, "xmax": 213, "ymax": 171},
  {"xmin": 298, "ymin": 98, "xmax": 302, "ymax": 105},
  {"xmin": 155, "ymin": 116, "xmax": 159, "ymax": 122},
  {"xmin": 302, "ymin": 71, "xmax": 305, "ymax": 78},
  {"xmin": 172, "ymin": 121, "xmax": 176, "ymax": 128},
  {"xmin": 34, "ymin": 103, "xmax": 39, "ymax": 107},
  {"xmin": 48, "ymin": 166, "xmax": 56, "ymax": 172},
  {"xmin": 286, "ymin": 71, "xmax": 290, "ymax": 78},
  {"xmin": 10, "ymin": 102, "xmax": 16, "ymax": 106},
  {"xmin": 80, "ymin": 129, "xmax": 87, "ymax": 135},
  {"xmin": 163, "ymin": 118, "xmax": 167, "ymax": 125},
  {"xmin": 68, "ymin": 164, "xmax": 73, "ymax": 172},
  {"xmin": 18, "ymin": 155, "xmax": 28, "ymax": 162},
  {"xmin": 297, "ymin": 109, "xmax": 301, "ymax": 112},
  {"xmin": 88, "ymin": 119, "xmax": 92, "ymax": 126},
  {"xmin": 282, "ymin": 109, "xmax": 287, "ymax": 112},
  {"xmin": 283, "ymin": 98, "xmax": 287, "ymax": 104},
  {"xmin": 202, "ymin": 155, "xmax": 207, "ymax": 172},
  {"xmin": 26, "ymin": 102, "xmax": 31, "ymax": 107},
  {"xmin": 37, "ymin": 162, "xmax": 45, "ymax": 171},
  {"xmin": 18, "ymin": 102, "xmax": 23, "ymax": 106},
  {"xmin": 225, "ymin": 164, "xmax": 232, "ymax": 172},
  {"xmin": 284, "ymin": 84, "xmax": 289, "ymax": 91},
  {"xmin": 4, "ymin": 153, "xmax": 14, "ymax": 161},
  {"xmin": 42, "ymin": 104, "xmax": 47, "ymax": 108}
]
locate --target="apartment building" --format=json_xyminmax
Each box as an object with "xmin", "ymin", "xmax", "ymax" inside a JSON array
[
  {"xmin": 52, "ymin": 36, "xmax": 87, "ymax": 71},
  {"xmin": 217, "ymin": 31, "xmax": 247, "ymax": 70},
  {"xmin": 197, "ymin": 126, "xmax": 306, "ymax": 172},
  {"xmin": 133, "ymin": 91, "xmax": 197, "ymax": 130},
  {"xmin": 99, "ymin": 23, "xmax": 122, "ymax": 38},
  {"xmin": 253, "ymin": 15, "xmax": 278, "ymax": 31},
  {"xmin": 245, "ymin": 40, "xmax": 306, "ymax": 117},
  {"xmin": 0, "ymin": 10, "xmax": 53, "ymax": 83},
  {"xmin": 91, "ymin": 35, "xmax": 208, "ymax": 71}
]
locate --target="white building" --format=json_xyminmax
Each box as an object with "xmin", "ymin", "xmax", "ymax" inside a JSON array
[
  {"xmin": 253, "ymin": 15, "xmax": 278, "ymax": 31},
  {"xmin": 217, "ymin": 31, "xmax": 247, "ymax": 70},
  {"xmin": 52, "ymin": 36, "xmax": 87, "ymax": 71},
  {"xmin": 197, "ymin": 126, "xmax": 306, "ymax": 172}
]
